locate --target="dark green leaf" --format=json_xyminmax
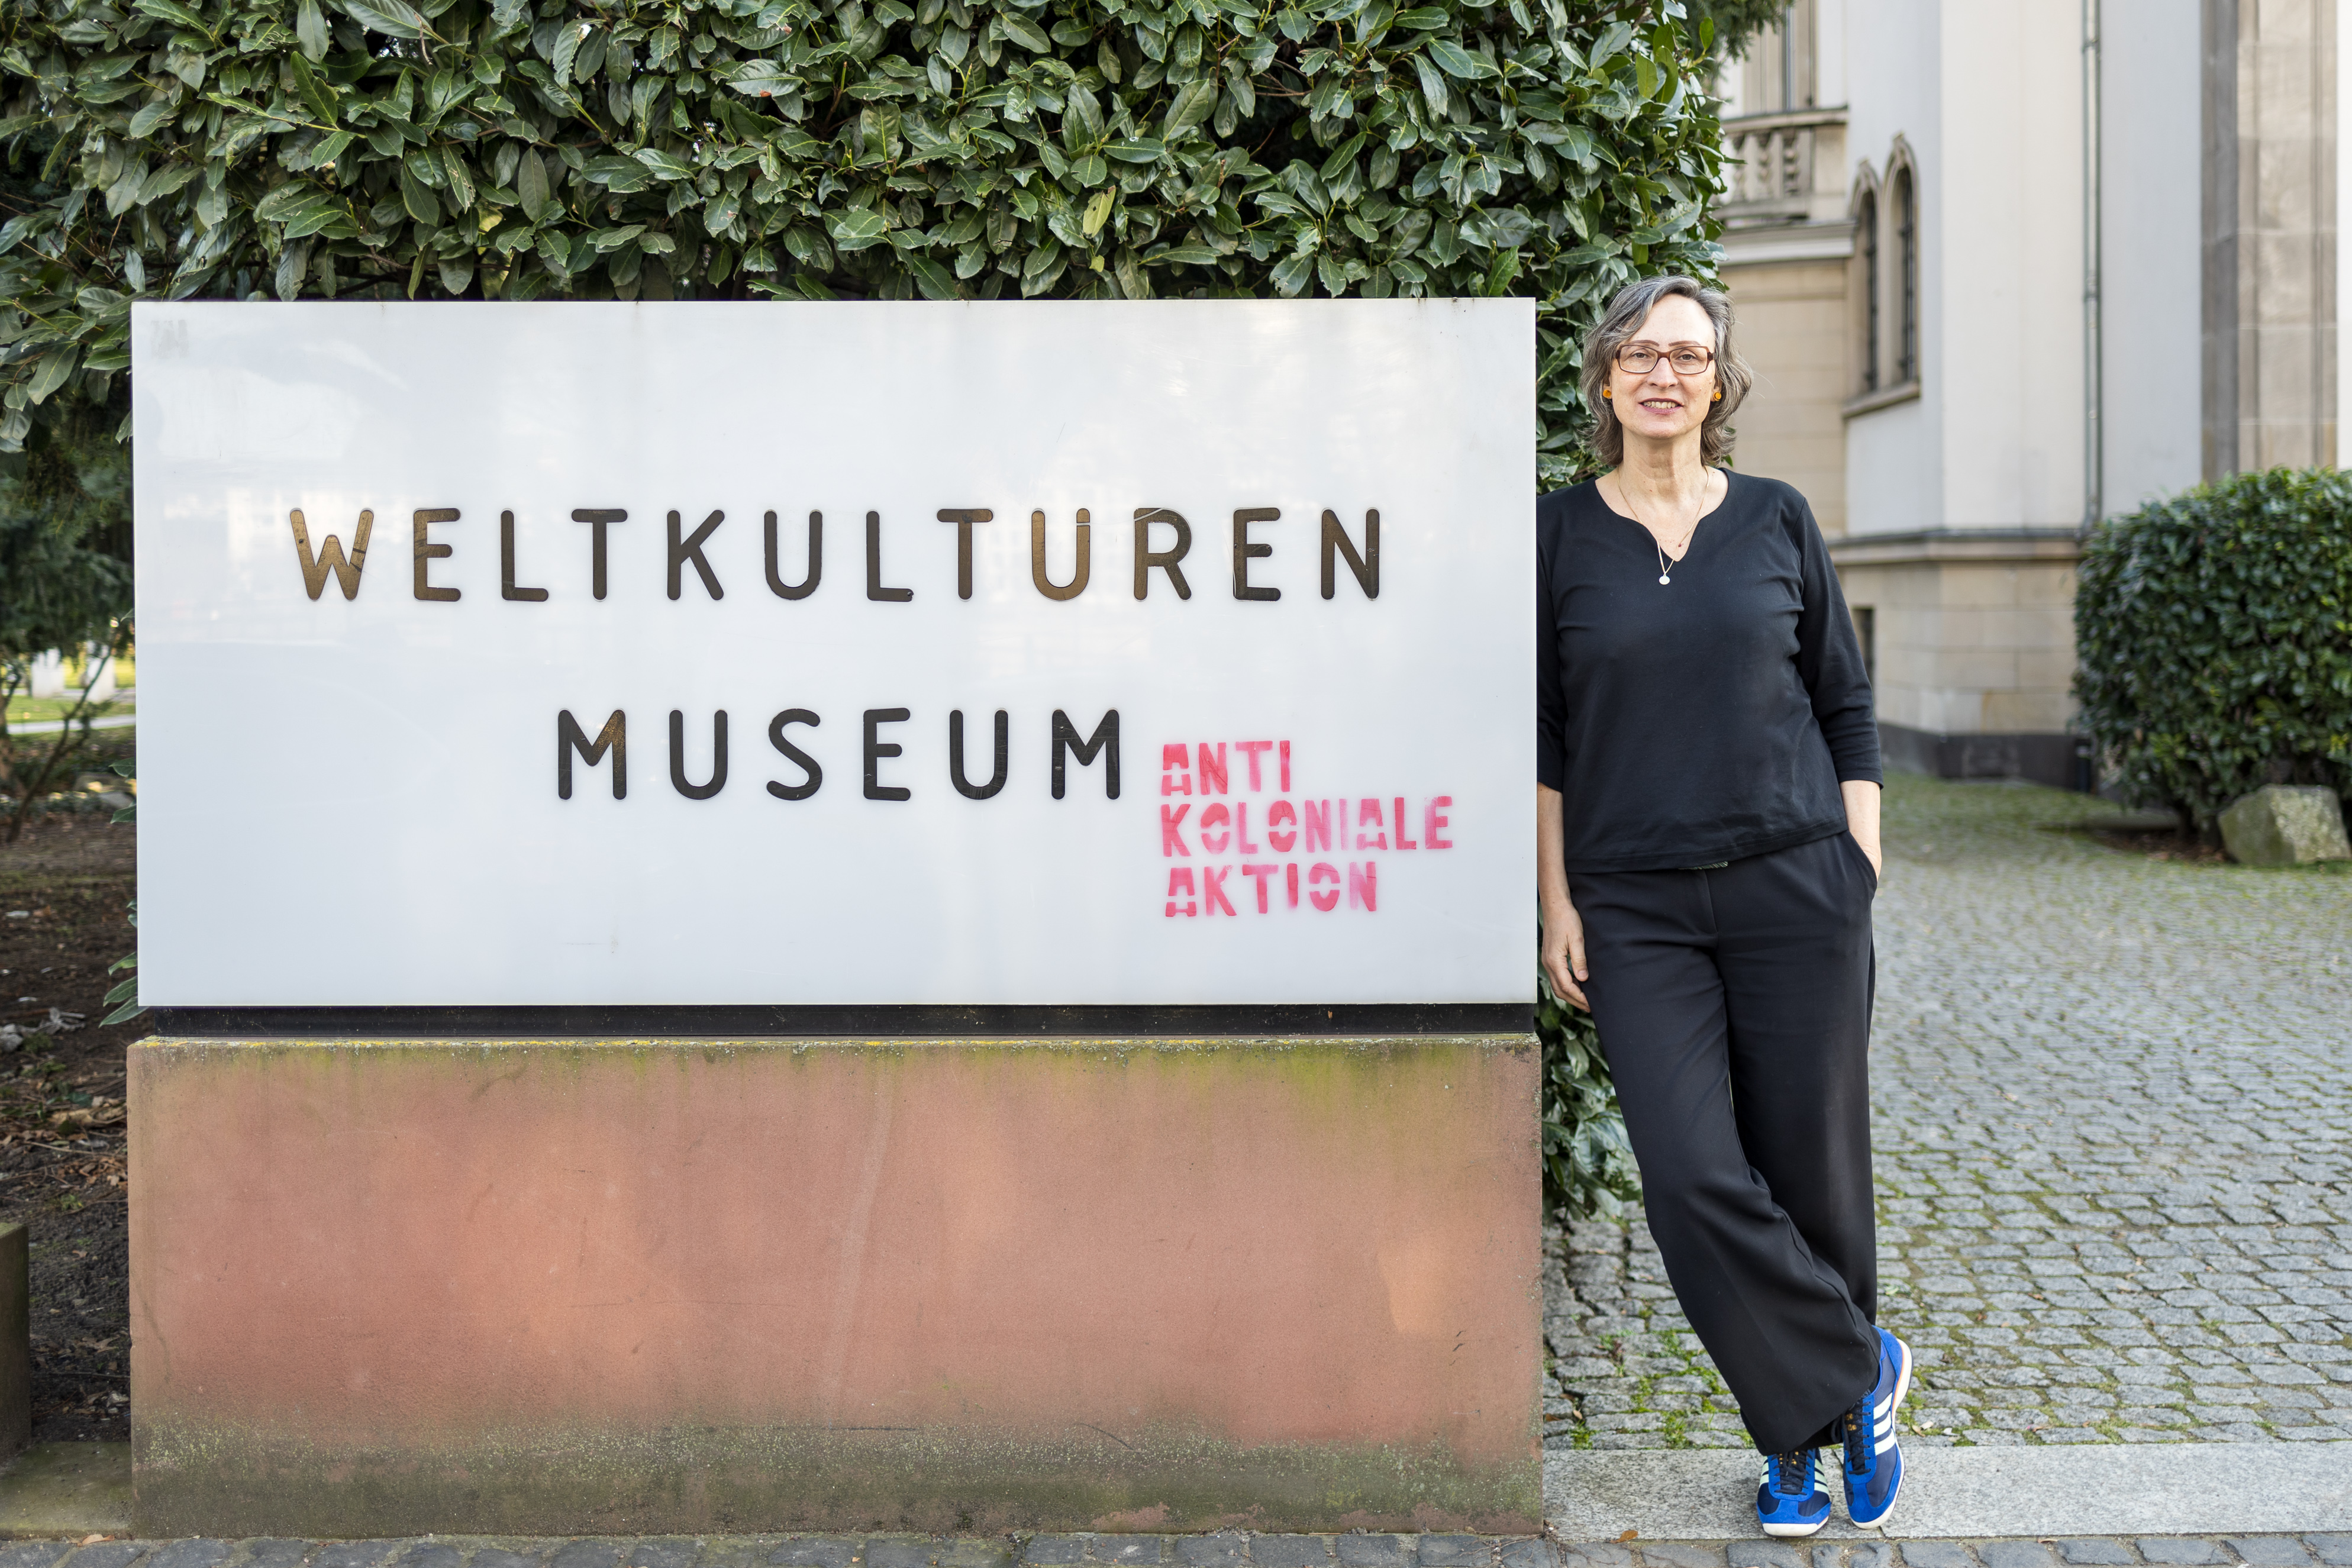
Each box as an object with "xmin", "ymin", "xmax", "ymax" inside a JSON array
[
  {"xmin": 0, "ymin": 211, "xmax": 60, "ymax": 254},
  {"xmin": 254, "ymin": 182, "xmax": 327, "ymax": 223},
  {"xmin": 438, "ymin": 148, "xmax": 476, "ymax": 210},
  {"xmin": 1163, "ymin": 77, "xmax": 1218, "ymax": 135},
  {"xmin": 551, "ymin": 20, "xmax": 584, "ymax": 86},
  {"xmin": 828, "ymin": 207, "xmax": 889, "ymax": 250},
  {"xmin": 1318, "ymin": 132, "xmax": 1367, "ymax": 185},
  {"xmin": 126, "ymin": 98, "xmax": 175, "ymax": 140},
  {"xmin": 728, "ymin": 61, "xmax": 795, "ymax": 97},
  {"xmin": 289, "ymin": 52, "xmax": 340, "ymax": 127},
  {"xmin": 27, "ymin": 346, "xmax": 80, "ymax": 405},
  {"xmin": 341, "ymin": 0, "xmax": 431, "ymax": 41},
  {"xmin": 296, "ymin": 0, "xmax": 330, "ymax": 60},
  {"xmin": 398, "ymin": 164, "xmax": 441, "ymax": 225},
  {"xmin": 135, "ymin": 163, "xmax": 199, "ymax": 205},
  {"xmin": 1424, "ymin": 38, "xmax": 1496, "ymax": 80},
  {"xmin": 1412, "ymin": 52, "xmax": 1448, "ymax": 117},
  {"xmin": 632, "ymin": 147, "xmax": 696, "ymax": 182},
  {"xmin": 905, "ymin": 253, "xmax": 959, "ymax": 299},
  {"xmin": 583, "ymin": 154, "xmax": 654, "ymax": 192},
  {"xmin": 278, "ymin": 197, "xmax": 350, "ymax": 240},
  {"xmin": 518, "ymin": 147, "xmax": 553, "ymax": 218},
  {"xmin": 131, "ymin": 0, "xmax": 211, "ymax": 33}
]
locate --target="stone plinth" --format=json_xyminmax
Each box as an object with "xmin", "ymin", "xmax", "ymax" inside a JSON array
[
  {"xmin": 129, "ymin": 1035, "xmax": 1540, "ymax": 1539},
  {"xmin": 2218, "ymin": 785, "xmax": 2351, "ymax": 864}
]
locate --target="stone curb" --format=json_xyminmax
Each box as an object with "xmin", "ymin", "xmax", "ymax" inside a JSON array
[
  {"xmin": 0, "ymin": 1541, "xmax": 2348, "ymax": 1568},
  {"xmin": 1546, "ymin": 1445, "xmax": 2352, "ymax": 1540}
]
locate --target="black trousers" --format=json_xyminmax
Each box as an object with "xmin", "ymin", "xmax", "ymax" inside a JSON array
[{"xmin": 1572, "ymin": 831, "xmax": 1881, "ymax": 1455}]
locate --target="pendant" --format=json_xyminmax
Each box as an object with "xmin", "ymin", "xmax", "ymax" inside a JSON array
[{"xmin": 1658, "ymin": 573, "xmax": 1672, "ymax": 585}]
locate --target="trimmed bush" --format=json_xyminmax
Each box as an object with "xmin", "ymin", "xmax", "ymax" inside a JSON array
[
  {"xmin": 4, "ymin": 0, "xmax": 1757, "ymax": 1208},
  {"xmin": 2074, "ymin": 466, "xmax": 2352, "ymax": 836}
]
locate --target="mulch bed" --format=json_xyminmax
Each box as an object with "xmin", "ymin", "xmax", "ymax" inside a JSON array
[{"xmin": 0, "ymin": 813, "xmax": 139, "ymax": 1442}]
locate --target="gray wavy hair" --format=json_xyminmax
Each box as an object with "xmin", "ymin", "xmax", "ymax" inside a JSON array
[{"xmin": 1579, "ymin": 275, "xmax": 1754, "ymax": 468}]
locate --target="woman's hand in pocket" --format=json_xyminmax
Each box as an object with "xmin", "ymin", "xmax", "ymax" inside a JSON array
[{"xmin": 1841, "ymin": 779, "xmax": 1883, "ymax": 880}]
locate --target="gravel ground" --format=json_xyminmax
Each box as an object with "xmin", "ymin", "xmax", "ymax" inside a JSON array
[{"xmin": 1543, "ymin": 775, "xmax": 2352, "ymax": 1451}]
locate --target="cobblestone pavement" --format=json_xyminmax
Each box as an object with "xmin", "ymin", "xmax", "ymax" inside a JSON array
[
  {"xmin": 1543, "ymin": 776, "xmax": 2352, "ymax": 1451},
  {"xmin": 1, "ymin": 1538, "xmax": 2345, "ymax": 1568}
]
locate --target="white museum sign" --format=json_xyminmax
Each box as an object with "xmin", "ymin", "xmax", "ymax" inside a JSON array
[{"xmin": 132, "ymin": 299, "xmax": 1534, "ymax": 1006}]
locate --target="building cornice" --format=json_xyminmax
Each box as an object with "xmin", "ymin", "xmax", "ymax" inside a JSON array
[
  {"xmin": 1720, "ymin": 105, "xmax": 1850, "ymax": 133},
  {"xmin": 1843, "ymin": 380, "xmax": 1921, "ymax": 418},
  {"xmin": 1828, "ymin": 527, "xmax": 2085, "ymax": 567},
  {"xmin": 1719, "ymin": 220, "xmax": 1855, "ymax": 264}
]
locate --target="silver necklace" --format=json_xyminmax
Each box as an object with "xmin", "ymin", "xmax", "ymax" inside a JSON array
[{"xmin": 1617, "ymin": 482, "xmax": 1699, "ymax": 586}]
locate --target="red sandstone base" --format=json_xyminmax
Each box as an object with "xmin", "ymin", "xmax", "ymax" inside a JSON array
[{"xmin": 129, "ymin": 1035, "xmax": 1541, "ymax": 1538}]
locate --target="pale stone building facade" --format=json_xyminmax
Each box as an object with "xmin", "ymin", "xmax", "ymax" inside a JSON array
[{"xmin": 1715, "ymin": 0, "xmax": 2338, "ymax": 786}]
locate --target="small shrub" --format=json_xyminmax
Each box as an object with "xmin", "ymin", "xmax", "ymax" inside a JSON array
[
  {"xmin": 2074, "ymin": 466, "xmax": 2352, "ymax": 837},
  {"xmin": 1536, "ymin": 949, "xmax": 1635, "ymax": 1221}
]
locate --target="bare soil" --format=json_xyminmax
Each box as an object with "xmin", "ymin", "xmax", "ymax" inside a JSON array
[
  {"xmin": 2085, "ymin": 825, "xmax": 2231, "ymax": 863},
  {"xmin": 0, "ymin": 812, "xmax": 138, "ymax": 1441}
]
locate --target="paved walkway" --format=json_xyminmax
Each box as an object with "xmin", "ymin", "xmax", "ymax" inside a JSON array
[
  {"xmin": 1544, "ymin": 776, "xmax": 2352, "ymax": 1451},
  {"xmin": 8, "ymin": 780, "xmax": 2341, "ymax": 1550}
]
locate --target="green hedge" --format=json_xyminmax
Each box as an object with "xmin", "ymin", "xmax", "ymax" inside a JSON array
[
  {"xmin": 2, "ymin": 0, "xmax": 1737, "ymax": 1205},
  {"xmin": 2074, "ymin": 466, "xmax": 2352, "ymax": 835},
  {"xmin": 3, "ymin": 0, "xmax": 1730, "ymax": 481}
]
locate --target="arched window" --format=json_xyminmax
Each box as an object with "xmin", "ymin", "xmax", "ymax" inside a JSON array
[
  {"xmin": 1893, "ymin": 166, "xmax": 1917, "ymax": 384},
  {"xmin": 1856, "ymin": 188, "xmax": 1880, "ymax": 393}
]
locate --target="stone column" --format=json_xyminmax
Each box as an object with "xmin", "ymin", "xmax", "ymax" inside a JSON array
[{"xmin": 2202, "ymin": 0, "xmax": 2339, "ymax": 478}]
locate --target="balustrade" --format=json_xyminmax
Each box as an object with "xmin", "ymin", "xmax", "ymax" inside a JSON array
[{"xmin": 1718, "ymin": 109, "xmax": 1848, "ymax": 228}]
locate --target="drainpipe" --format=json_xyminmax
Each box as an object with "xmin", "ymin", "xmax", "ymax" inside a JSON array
[
  {"xmin": 2081, "ymin": 0, "xmax": 2103, "ymax": 533},
  {"xmin": 2073, "ymin": 0, "xmax": 2105, "ymax": 792}
]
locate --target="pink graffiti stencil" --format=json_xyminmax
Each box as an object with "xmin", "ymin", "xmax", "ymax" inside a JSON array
[{"xmin": 1157, "ymin": 738, "xmax": 1453, "ymax": 918}]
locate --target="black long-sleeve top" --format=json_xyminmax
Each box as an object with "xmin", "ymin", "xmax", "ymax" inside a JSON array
[{"xmin": 1536, "ymin": 470, "xmax": 1881, "ymax": 873}]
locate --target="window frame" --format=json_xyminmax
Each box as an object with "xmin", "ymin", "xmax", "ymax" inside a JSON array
[{"xmin": 1893, "ymin": 164, "xmax": 1918, "ymax": 385}]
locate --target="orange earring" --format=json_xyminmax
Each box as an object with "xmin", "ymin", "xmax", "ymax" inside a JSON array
[
  {"xmin": 1712, "ymin": 390, "xmax": 1723, "ymax": 401},
  {"xmin": 1602, "ymin": 388, "xmax": 1612, "ymax": 399}
]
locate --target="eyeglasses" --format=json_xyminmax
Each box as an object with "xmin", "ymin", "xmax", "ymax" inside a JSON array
[{"xmin": 1615, "ymin": 343, "xmax": 1716, "ymax": 376}]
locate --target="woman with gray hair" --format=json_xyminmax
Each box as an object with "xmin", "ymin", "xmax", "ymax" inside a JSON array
[{"xmin": 1535, "ymin": 275, "xmax": 1906, "ymax": 1537}]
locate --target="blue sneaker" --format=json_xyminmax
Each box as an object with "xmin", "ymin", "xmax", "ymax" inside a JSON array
[
  {"xmin": 1840, "ymin": 1326, "xmax": 1912, "ymax": 1527},
  {"xmin": 1756, "ymin": 1447, "xmax": 1832, "ymax": 1537}
]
